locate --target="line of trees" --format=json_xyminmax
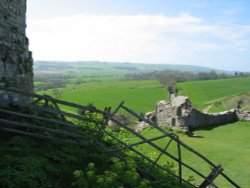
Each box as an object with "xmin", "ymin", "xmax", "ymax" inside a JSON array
[
  {"xmin": 35, "ymin": 80, "xmax": 68, "ymax": 91},
  {"xmin": 34, "ymin": 73, "xmax": 74, "ymax": 82},
  {"xmin": 123, "ymin": 70, "xmax": 250, "ymax": 96},
  {"xmin": 124, "ymin": 70, "xmax": 250, "ymax": 87}
]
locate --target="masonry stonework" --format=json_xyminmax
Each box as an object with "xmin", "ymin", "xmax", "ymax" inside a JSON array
[
  {"xmin": 236, "ymin": 110, "xmax": 250, "ymax": 121},
  {"xmin": 156, "ymin": 94, "xmax": 238, "ymax": 131},
  {"xmin": 0, "ymin": 0, "xmax": 33, "ymax": 105}
]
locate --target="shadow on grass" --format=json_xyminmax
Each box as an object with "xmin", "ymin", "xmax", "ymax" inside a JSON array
[
  {"xmin": 190, "ymin": 119, "xmax": 239, "ymax": 133},
  {"xmin": 186, "ymin": 132, "xmax": 204, "ymax": 138}
]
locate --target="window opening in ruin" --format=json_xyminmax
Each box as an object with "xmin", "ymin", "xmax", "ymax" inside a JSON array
[{"xmin": 171, "ymin": 118, "xmax": 176, "ymax": 126}]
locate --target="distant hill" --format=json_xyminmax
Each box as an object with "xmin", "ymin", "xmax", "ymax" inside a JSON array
[{"xmin": 34, "ymin": 61, "xmax": 227, "ymax": 74}]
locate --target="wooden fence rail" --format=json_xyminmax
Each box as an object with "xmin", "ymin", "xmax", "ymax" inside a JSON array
[{"xmin": 0, "ymin": 86, "xmax": 240, "ymax": 188}]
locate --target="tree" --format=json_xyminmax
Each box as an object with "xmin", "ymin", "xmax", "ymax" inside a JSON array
[{"xmin": 52, "ymin": 89, "xmax": 62, "ymax": 98}]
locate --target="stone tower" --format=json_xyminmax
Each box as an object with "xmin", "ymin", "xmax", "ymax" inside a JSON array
[{"xmin": 0, "ymin": 0, "xmax": 33, "ymax": 105}]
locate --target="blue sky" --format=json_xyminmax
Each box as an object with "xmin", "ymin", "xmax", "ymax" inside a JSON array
[{"xmin": 27, "ymin": 0, "xmax": 250, "ymax": 71}]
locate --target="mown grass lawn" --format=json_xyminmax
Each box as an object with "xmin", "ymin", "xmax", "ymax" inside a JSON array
[
  {"xmin": 179, "ymin": 121, "xmax": 250, "ymax": 187},
  {"xmin": 124, "ymin": 121, "xmax": 250, "ymax": 187}
]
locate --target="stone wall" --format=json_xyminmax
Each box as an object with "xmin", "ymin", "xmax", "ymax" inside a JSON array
[
  {"xmin": 156, "ymin": 100, "xmax": 176, "ymax": 126},
  {"xmin": 156, "ymin": 95, "xmax": 238, "ymax": 131},
  {"xmin": 0, "ymin": 0, "xmax": 33, "ymax": 105},
  {"xmin": 236, "ymin": 110, "xmax": 250, "ymax": 122},
  {"xmin": 183, "ymin": 109, "xmax": 237, "ymax": 129}
]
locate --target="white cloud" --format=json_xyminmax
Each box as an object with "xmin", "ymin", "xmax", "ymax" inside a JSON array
[{"xmin": 27, "ymin": 14, "xmax": 250, "ymax": 64}]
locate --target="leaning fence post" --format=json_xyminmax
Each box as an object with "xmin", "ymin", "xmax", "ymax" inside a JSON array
[
  {"xmin": 176, "ymin": 135, "xmax": 182, "ymax": 185},
  {"xmin": 198, "ymin": 165, "xmax": 223, "ymax": 188},
  {"xmin": 147, "ymin": 138, "xmax": 172, "ymax": 172}
]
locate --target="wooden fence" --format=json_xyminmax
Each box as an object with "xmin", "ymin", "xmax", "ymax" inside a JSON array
[{"xmin": 0, "ymin": 86, "xmax": 240, "ymax": 188}]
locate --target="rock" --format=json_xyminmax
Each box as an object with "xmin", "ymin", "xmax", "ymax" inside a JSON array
[
  {"xmin": 145, "ymin": 111, "xmax": 156, "ymax": 121},
  {"xmin": 107, "ymin": 114, "xmax": 129, "ymax": 131},
  {"xmin": 135, "ymin": 121, "xmax": 149, "ymax": 133}
]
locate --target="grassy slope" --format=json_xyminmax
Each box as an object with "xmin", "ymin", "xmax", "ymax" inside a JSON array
[
  {"xmin": 208, "ymin": 91, "xmax": 250, "ymax": 112},
  {"xmin": 178, "ymin": 77, "xmax": 250, "ymax": 110},
  {"xmin": 59, "ymin": 80, "xmax": 166, "ymax": 113},
  {"xmin": 180, "ymin": 121, "xmax": 250, "ymax": 187},
  {"xmin": 118, "ymin": 77, "xmax": 250, "ymax": 187},
  {"xmin": 36, "ymin": 76, "xmax": 250, "ymax": 186},
  {"xmin": 125, "ymin": 121, "xmax": 250, "ymax": 187},
  {"xmin": 176, "ymin": 78, "xmax": 250, "ymax": 186}
]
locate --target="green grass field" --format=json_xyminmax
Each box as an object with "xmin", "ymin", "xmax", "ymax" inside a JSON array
[
  {"xmin": 178, "ymin": 77, "xmax": 250, "ymax": 110},
  {"xmin": 37, "ymin": 76, "xmax": 250, "ymax": 113},
  {"xmin": 207, "ymin": 91, "xmax": 250, "ymax": 112},
  {"xmin": 123, "ymin": 121, "xmax": 250, "ymax": 187},
  {"xmin": 36, "ymin": 75, "xmax": 250, "ymax": 187},
  {"xmin": 52, "ymin": 80, "xmax": 166, "ymax": 113},
  {"xmin": 102, "ymin": 77, "xmax": 250, "ymax": 187},
  {"xmin": 131, "ymin": 77, "xmax": 250, "ymax": 187}
]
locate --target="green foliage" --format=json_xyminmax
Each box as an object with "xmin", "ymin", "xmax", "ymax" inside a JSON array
[
  {"xmin": 0, "ymin": 106, "xmax": 106, "ymax": 188},
  {"xmin": 0, "ymin": 131, "xmax": 113, "ymax": 188},
  {"xmin": 73, "ymin": 158, "xmax": 144, "ymax": 188},
  {"xmin": 0, "ymin": 107, "xmax": 191, "ymax": 188},
  {"xmin": 0, "ymin": 135, "xmax": 89, "ymax": 188},
  {"xmin": 72, "ymin": 157, "xmax": 186, "ymax": 188}
]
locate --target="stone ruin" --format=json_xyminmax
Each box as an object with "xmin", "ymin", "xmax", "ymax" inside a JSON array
[
  {"xmin": 140, "ymin": 93, "xmax": 250, "ymax": 132},
  {"xmin": 156, "ymin": 94, "xmax": 237, "ymax": 132},
  {"xmin": 0, "ymin": 0, "xmax": 33, "ymax": 105},
  {"xmin": 236, "ymin": 110, "xmax": 250, "ymax": 122},
  {"xmin": 108, "ymin": 93, "xmax": 250, "ymax": 133},
  {"xmin": 136, "ymin": 94, "xmax": 250, "ymax": 133}
]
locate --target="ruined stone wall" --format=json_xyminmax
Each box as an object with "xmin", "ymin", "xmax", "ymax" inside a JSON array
[
  {"xmin": 183, "ymin": 109, "xmax": 237, "ymax": 129},
  {"xmin": 0, "ymin": 0, "xmax": 33, "ymax": 105},
  {"xmin": 156, "ymin": 100, "xmax": 176, "ymax": 126},
  {"xmin": 156, "ymin": 96, "xmax": 238, "ymax": 131},
  {"xmin": 236, "ymin": 110, "xmax": 250, "ymax": 122}
]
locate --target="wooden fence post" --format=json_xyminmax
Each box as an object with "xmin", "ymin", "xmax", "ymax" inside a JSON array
[
  {"xmin": 176, "ymin": 136, "xmax": 182, "ymax": 185},
  {"xmin": 198, "ymin": 165, "xmax": 223, "ymax": 188}
]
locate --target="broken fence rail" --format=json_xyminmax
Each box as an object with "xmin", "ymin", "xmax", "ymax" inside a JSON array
[{"xmin": 0, "ymin": 86, "xmax": 240, "ymax": 188}]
